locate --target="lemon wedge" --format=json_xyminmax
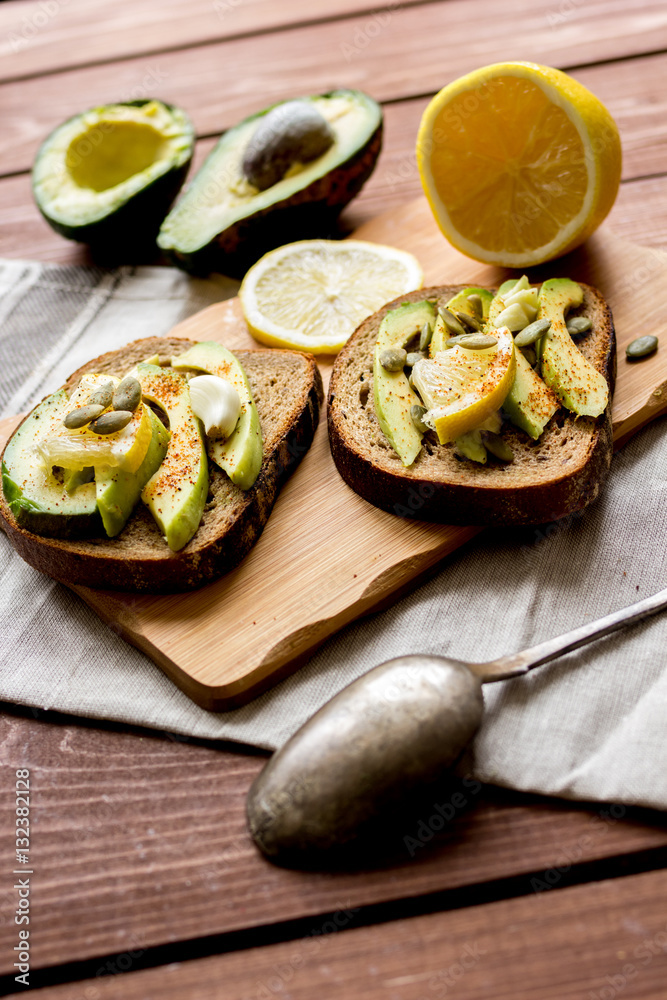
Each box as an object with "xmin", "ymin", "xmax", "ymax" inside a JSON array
[
  {"xmin": 239, "ymin": 239, "xmax": 424, "ymax": 354},
  {"xmin": 37, "ymin": 374, "xmax": 153, "ymax": 473},
  {"xmin": 416, "ymin": 62, "xmax": 622, "ymax": 267},
  {"xmin": 411, "ymin": 328, "xmax": 515, "ymax": 443}
]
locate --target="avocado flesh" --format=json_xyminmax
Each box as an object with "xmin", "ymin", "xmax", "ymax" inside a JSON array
[
  {"xmin": 95, "ymin": 406, "xmax": 170, "ymax": 538},
  {"xmin": 136, "ymin": 364, "xmax": 208, "ymax": 552},
  {"xmin": 171, "ymin": 342, "xmax": 262, "ymax": 490},
  {"xmin": 32, "ymin": 100, "xmax": 194, "ymax": 248},
  {"xmin": 539, "ymin": 278, "xmax": 608, "ymax": 417},
  {"xmin": 455, "ymin": 429, "xmax": 487, "ymax": 464},
  {"xmin": 489, "ymin": 284, "xmax": 559, "ymax": 440},
  {"xmin": 374, "ymin": 299, "xmax": 436, "ymax": 467},
  {"xmin": 63, "ymin": 466, "xmax": 94, "ymax": 495},
  {"xmin": 157, "ymin": 90, "xmax": 382, "ymax": 275},
  {"xmin": 2, "ymin": 389, "xmax": 102, "ymax": 538}
]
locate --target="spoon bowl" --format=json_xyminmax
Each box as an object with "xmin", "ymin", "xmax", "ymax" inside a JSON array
[{"xmin": 247, "ymin": 654, "xmax": 483, "ymax": 858}]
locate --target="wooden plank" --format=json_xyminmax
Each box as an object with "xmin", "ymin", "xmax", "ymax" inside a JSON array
[
  {"xmin": 10, "ymin": 863, "xmax": 667, "ymax": 997},
  {"xmin": 1, "ymin": 709, "xmax": 667, "ymax": 973},
  {"xmin": 2, "ymin": 0, "xmax": 667, "ymax": 176},
  {"xmin": 0, "ymin": 0, "xmax": 423, "ymax": 83}
]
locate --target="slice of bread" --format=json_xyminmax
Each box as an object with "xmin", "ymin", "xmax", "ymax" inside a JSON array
[
  {"xmin": 328, "ymin": 284, "xmax": 616, "ymax": 526},
  {"xmin": 1, "ymin": 336, "xmax": 323, "ymax": 591}
]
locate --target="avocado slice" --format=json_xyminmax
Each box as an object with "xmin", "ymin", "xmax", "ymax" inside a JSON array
[
  {"xmin": 374, "ymin": 299, "xmax": 436, "ymax": 467},
  {"xmin": 489, "ymin": 282, "xmax": 559, "ymax": 440},
  {"xmin": 539, "ymin": 278, "xmax": 609, "ymax": 417},
  {"xmin": 2, "ymin": 389, "xmax": 102, "ymax": 538},
  {"xmin": 32, "ymin": 100, "xmax": 194, "ymax": 251},
  {"xmin": 95, "ymin": 406, "xmax": 170, "ymax": 538},
  {"xmin": 157, "ymin": 90, "xmax": 382, "ymax": 276},
  {"xmin": 171, "ymin": 342, "xmax": 263, "ymax": 490},
  {"xmin": 455, "ymin": 429, "xmax": 487, "ymax": 464},
  {"xmin": 135, "ymin": 365, "xmax": 208, "ymax": 552}
]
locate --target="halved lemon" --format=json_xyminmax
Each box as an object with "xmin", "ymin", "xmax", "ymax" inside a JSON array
[
  {"xmin": 239, "ymin": 239, "xmax": 424, "ymax": 354},
  {"xmin": 416, "ymin": 62, "xmax": 622, "ymax": 267},
  {"xmin": 411, "ymin": 328, "xmax": 515, "ymax": 443}
]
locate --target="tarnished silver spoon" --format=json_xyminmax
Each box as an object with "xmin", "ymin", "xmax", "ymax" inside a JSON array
[{"xmin": 247, "ymin": 587, "xmax": 667, "ymax": 859}]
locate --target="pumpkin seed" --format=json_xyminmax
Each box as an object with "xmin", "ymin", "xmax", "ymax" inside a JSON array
[
  {"xmin": 438, "ymin": 307, "xmax": 467, "ymax": 337},
  {"xmin": 445, "ymin": 333, "xmax": 498, "ymax": 350},
  {"xmin": 406, "ymin": 351, "xmax": 426, "ymax": 367},
  {"xmin": 112, "ymin": 376, "xmax": 142, "ymax": 412},
  {"xmin": 521, "ymin": 346, "xmax": 537, "ymax": 367},
  {"xmin": 484, "ymin": 432, "xmax": 513, "ymax": 462},
  {"xmin": 466, "ymin": 293, "xmax": 483, "ymax": 318},
  {"xmin": 514, "ymin": 318, "xmax": 551, "ymax": 347},
  {"xmin": 89, "ymin": 410, "xmax": 133, "ymax": 435},
  {"xmin": 626, "ymin": 335, "xmax": 658, "ymax": 359},
  {"xmin": 410, "ymin": 403, "xmax": 429, "ymax": 433},
  {"xmin": 418, "ymin": 321, "xmax": 433, "ymax": 352},
  {"xmin": 379, "ymin": 347, "xmax": 407, "ymax": 372},
  {"xmin": 566, "ymin": 316, "xmax": 592, "ymax": 336},
  {"xmin": 455, "ymin": 310, "xmax": 482, "ymax": 332},
  {"xmin": 87, "ymin": 381, "xmax": 115, "ymax": 409},
  {"xmin": 63, "ymin": 403, "xmax": 105, "ymax": 429}
]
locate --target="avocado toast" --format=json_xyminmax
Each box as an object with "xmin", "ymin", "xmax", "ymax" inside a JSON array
[
  {"xmin": 328, "ymin": 282, "xmax": 615, "ymax": 526},
  {"xmin": 1, "ymin": 336, "xmax": 323, "ymax": 592}
]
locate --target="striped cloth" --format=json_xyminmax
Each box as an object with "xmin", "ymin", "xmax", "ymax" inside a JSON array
[{"xmin": 1, "ymin": 257, "xmax": 666, "ymax": 811}]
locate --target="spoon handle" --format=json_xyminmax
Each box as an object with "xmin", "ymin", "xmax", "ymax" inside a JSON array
[{"xmin": 476, "ymin": 586, "xmax": 667, "ymax": 683}]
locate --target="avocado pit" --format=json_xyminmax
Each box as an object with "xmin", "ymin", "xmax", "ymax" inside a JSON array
[{"xmin": 242, "ymin": 100, "xmax": 335, "ymax": 191}]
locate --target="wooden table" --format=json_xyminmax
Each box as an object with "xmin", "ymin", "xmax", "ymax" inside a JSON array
[{"xmin": 2, "ymin": 2, "xmax": 667, "ymax": 996}]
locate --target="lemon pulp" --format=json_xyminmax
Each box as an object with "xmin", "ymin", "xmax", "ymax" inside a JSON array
[{"xmin": 417, "ymin": 62, "xmax": 622, "ymax": 267}]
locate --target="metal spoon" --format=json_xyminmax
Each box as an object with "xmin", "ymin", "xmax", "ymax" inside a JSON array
[{"xmin": 247, "ymin": 587, "xmax": 667, "ymax": 859}]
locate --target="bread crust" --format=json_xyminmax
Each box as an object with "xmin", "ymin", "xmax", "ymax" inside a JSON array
[
  {"xmin": 327, "ymin": 284, "xmax": 616, "ymax": 526},
  {"xmin": 1, "ymin": 336, "xmax": 323, "ymax": 591}
]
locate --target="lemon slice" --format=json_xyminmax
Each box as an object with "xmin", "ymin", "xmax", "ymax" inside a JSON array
[
  {"xmin": 239, "ymin": 239, "xmax": 424, "ymax": 354},
  {"xmin": 416, "ymin": 62, "xmax": 622, "ymax": 267},
  {"xmin": 411, "ymin": 328, "xmax": 515, "ymax": 443}
]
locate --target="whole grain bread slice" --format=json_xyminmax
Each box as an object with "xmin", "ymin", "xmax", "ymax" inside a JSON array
[
  {"xmin": 1, "ymin": 336, "xmax": 323, "ymax": 591},
  {"xmin": 328, "ymin": 284, "xmax": 615, "ymax": 526}
]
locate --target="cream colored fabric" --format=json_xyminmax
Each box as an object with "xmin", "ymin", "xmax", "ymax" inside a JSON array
[{"xmin": 1, "ymin": 259, "xmax": 666, "ymax": 810}]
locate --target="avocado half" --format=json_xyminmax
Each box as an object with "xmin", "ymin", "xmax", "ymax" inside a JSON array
[
  {"xmin": 32, "ymin": 99, "xmax": 195, "ymax": 250},
  {"xmin": 157, "ymin": 89, "xmax": 383, "ymax": 276}
]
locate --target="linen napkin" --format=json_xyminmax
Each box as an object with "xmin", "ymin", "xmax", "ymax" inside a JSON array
[{"xmin": 1, "ymin": 257, "xmax": 666, "ymax": 811}]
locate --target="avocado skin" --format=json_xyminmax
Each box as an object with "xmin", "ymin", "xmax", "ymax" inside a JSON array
[
  {"xmin": 162, "ymin": 95, "xmax": 383, "ymax": 277},
  {"xmin": 32, "ymin": 100, "xmax": 194, "ymax": 254}
]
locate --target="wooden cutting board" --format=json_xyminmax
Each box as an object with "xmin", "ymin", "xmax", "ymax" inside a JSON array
[{"xmin": 2, "ymin": 197, "xmax": 667, "ymax": 709}]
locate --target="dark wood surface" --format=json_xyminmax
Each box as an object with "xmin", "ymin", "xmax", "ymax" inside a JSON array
[{"xmin": 2, "ymin": 1, "xmax": 667, "ymax": 996}]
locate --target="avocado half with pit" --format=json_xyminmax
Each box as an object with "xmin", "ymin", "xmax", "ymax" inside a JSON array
[
  {"xmin": 157, "ymin": 89, "xmax": 383, "ymax": 276},
  {"xmin": 32, "ymin": 99, "xmax": 195, "ymax": 250}
]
